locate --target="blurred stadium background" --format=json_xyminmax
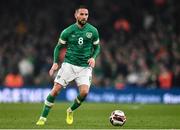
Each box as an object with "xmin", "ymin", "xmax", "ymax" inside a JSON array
[
  {"xmin": 0, "ymin": 0, "xmax": 180, "ymax": 128},
  {"xmin": 0, "ymin": 0, "xmax": 180, "ymax": 129}
]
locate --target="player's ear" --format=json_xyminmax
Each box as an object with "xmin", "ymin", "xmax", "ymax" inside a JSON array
[
  {"xmin": 74, "ymin": 10, "xmax": 78, "ymax": 19},
  {"xmin": 74, "ymin": 13, "xmax": 77, "ymax": 19}
]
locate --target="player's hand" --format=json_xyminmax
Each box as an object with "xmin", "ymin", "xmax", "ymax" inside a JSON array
[
  {"xmin": 88, "ymin": 58, "xmax": 95, "ymax": 68},
  {"xmin": 49, "ymin": 63, "xmax": 59, "ymax": 76}
]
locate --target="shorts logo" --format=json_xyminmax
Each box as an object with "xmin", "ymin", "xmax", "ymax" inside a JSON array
[
  {"xmin": 89, "ymin": 76, "xmax": 92, "ymax": 83},
  {"xmin": 57, "ymin": 75, "xmax": 61, "ymax": 79},
  {"xmin": 86, "ymin": 32, "xmax": 92, "ymax": 39}
]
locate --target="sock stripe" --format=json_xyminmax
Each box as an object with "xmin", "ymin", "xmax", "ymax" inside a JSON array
[
  {"xmin": 76, "ymin": 97, "xmax": 81, "ymax": 104},
  {"xmin": 45, "ymin": 100, "xmax": 54, "ymax": 107}
]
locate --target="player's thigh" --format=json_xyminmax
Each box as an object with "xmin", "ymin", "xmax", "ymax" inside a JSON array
[
  {"xmin": 54, "ymin": 63, "xmax": 75, "ymax": 87},
  {"xmin": 75, "ymin": 67, "xmax": 92, "ymax": 87}
]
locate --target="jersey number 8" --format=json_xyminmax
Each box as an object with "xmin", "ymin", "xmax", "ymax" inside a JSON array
[{"xmin": 78, "ymin": 37, "xmax": 83, "ymax": 45}]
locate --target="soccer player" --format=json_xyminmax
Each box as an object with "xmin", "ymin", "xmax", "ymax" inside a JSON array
[{"xmin": 36, "ymin": 6, "xmax": 100, "ymax": 125}]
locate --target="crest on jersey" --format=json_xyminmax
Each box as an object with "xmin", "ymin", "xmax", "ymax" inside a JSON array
[{"xmin": 86, "ymin": 32, "xmax": 92, "ymax": 38}]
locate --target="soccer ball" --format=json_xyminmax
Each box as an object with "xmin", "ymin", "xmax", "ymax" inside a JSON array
[{"xmin": 109, "ymin": 110, "xmax": 126, "ymax": 126}]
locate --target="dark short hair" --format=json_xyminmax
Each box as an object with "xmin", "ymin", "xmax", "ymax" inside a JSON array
[{"xmin": 75, "ymin": 5, "xmax": 88, "ymax": 12}]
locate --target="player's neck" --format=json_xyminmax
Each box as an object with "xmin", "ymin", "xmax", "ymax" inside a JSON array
[{"xmin": 76, "ymin": 22, "xmax": 86, "ymax": 29}]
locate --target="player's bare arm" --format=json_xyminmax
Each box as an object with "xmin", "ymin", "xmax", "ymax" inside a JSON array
[
  {"xmin": 49, "ymin": 63, "xmax": 59, "ymax": 76},
  {"xmin": 88, "ymin": 58, "xmax": 95, "ymax": 68}
]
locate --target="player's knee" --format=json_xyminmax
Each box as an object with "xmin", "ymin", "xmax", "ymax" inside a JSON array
[
  {"xmin": 80, "ymin": 91, "xmax": 88, "ymax": 98},
  {"xmin": 79, "ymin": 86, "xmax": 89, "ymax": 97},
  {"xmin": 51, "ymin": 83, "xmax": 63, "ymax": 96}
]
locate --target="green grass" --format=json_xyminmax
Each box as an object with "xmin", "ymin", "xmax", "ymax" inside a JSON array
[{"xmin": 0, "ymin": 102, "xmax": 180, "ymax": 129}]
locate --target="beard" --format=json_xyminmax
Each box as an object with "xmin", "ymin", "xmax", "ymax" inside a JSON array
[{"xmin": 77, "ymin": 19, "xmax": 87, "ymax": 26}]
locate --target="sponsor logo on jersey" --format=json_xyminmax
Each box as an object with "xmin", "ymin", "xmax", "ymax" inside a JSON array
[{"xmin": 86, "ymin": 32, "xmax": 92, "ymax": 39}]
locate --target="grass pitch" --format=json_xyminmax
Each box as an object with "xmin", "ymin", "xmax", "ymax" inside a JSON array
[{"xmin": 0, "ymin": 102, "xmax": 180, "ymax": 129}]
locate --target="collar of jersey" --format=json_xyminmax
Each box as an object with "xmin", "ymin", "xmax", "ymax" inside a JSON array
[{"xmin": 75, "ymin": 23, "xmax": 88, "ymax": 30}]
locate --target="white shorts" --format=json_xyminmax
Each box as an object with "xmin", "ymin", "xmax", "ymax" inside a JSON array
[{"xmin": 54, "ymin": 62, "xmax": 92, "ymax": 87}]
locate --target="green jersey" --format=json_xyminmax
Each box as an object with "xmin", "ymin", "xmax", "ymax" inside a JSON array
[{"xmin": 58, "ymin": 23, "xmax": 100, "ymax": 67}]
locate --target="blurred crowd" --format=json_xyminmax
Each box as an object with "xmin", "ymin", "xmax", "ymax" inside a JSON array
[{"xmin": 0, "ymin": 0, "xmax": 180, "ymax": 89}]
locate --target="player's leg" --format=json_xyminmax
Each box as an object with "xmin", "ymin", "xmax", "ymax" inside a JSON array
[
  {"xmin": 66, "ymin": 66, "xmax": 92, "ymax": 124},
  {"xmin": 69, "ymin": 84, "xmax": 89, "ymax": 111},
  {"xmin": 66, "ymin": 84, "xmax": 89, "ymax": 125},
  {"xmin": 36, "ymin": 82, "xmax": 63, "ymax": 125},
  {"xmin": 37, "ymin": 63, "xmax": 74, "ymax": 125}
]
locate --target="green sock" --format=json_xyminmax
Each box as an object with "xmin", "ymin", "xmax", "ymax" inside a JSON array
[
  {"xmin": 41, "ymin": 94, "xmax": 55, "ymax": 118},
  {"xmin": 41, "ymin": 105, "xmax": 51, "ymax": 118},
  {"xmin": 46, "ymin": 94, "xmax": 55, "ymax": 102},
  {"xmin": 70, "ymin": 95, "xmax": 85, "ymax": 111}
]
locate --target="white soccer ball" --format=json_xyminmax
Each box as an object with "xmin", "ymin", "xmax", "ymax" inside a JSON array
[{"xmin": 109, "ymin": 110, "xmax": 126, "ymax": 126}]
